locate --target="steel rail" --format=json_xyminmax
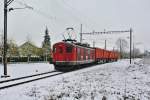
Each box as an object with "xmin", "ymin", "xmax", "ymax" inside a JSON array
[
  {"xmin": 0, "ymin": 72, "xmax": 63, "ymax": 90},
  {"xmin": 0, "ymin": 70, "xmax": 57, "ymax": 84}
]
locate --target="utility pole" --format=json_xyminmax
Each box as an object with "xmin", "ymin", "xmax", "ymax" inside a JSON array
[
  {"xmin": 80, "ymin": 24, "xmax": 82, "ymax": 43},
  {"xmin": 113, "ymin": 47, "xmax": 115, "ymax": 51},
  {"xmin": 93, "ymin": 41, "xmax": 95, "ymax": 47},
  {"xmin": 130, "ymin": 28, "xmax": 132, "ymax": 64},
  {"xmin": 120, "ymin": 39, "xmax": 122, "ymax": 59},
  {"xmin": 2, "ymin": 0, "xmax": 16, "ymax": 77},
  {"xmin": 2, "ymin": 0, "xmax": 9, "ymax": 77},
  {"xmin": 133, "ymin": 42, "xmax": 135, "ymax": 60},
  {"xmin": 104, "ymin": 40, "xmax": 107, "ymax": 50}
]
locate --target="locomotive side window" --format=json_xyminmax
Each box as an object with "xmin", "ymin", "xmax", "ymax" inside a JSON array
[
  {"xmin": 88, "ymin": 49, "xmax": 90, "ymax": 59},
  {"xmin": 66, "ymin": 45, "xmax": 73, "ymax": 53},
  {"xmin": 83, "ymin": 49, "xmax": 86, "ymax": 60},
  {"xmin": 77, "ymin": 48, "xmax": 81, "ymax": 60}
]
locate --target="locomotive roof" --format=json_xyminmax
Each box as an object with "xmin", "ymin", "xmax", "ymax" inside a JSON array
[
  {"xmin": 54, "ymin": 41, "xmax": 94, "ymax": 49},
  {"xmin": 54, "ymin": 41, "xmax": 117, "ymax": 53}
]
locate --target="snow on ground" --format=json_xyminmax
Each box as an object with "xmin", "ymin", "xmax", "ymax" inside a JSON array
[
  {"xmin": 0, "ymin": 59, "xmax": 150, "ymax": 100},
  {"xmin": 0, "ymin": 62, "xmax": 54, "ymax": 81}
]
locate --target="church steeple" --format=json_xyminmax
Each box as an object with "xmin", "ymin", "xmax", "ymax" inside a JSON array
[
  {"xmin": 44, "ymin": 27, "xmax": 50, "ymax": 46},
  {"xmin": 42, "ymin": 27, "xmax": 52, "ymax": 60}
]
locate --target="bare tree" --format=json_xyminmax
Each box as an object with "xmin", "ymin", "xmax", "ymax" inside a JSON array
[
  {"xmin": 7, "ymin": 39, "xmax": 19, "ymax": 58},
  {"xmin": 0, "ymin": 35, "xmax": 19, "ymax": 62},
  {"xmin": 116, "ymin": 38, "xmax": 128, "ymax": 58}
]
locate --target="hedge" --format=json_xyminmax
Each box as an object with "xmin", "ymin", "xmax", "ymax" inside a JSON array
[{"xmin": 0, "ymin": 57, "xmax": 53, "ymax": 63}]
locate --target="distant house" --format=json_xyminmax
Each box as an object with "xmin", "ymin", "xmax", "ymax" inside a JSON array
[{"xmin": 19, "ymin": 42, "xmax": 42, "ymax": 57}]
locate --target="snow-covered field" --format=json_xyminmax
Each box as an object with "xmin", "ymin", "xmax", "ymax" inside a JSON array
[
  {"xmin": 0, "ymin": 62, "xmax": 54, "ymax": 81},
  {"xmin": 0, "ymin": 59, "xmax": 150, "ymax": 100}
]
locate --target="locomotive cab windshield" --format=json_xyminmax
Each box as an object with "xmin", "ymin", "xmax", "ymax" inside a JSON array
[
  {"xmin": 53, "ymin": 45, "xmax": 64, "ymax": 54},
  {"xmin": 53, "ymin": 44, "xmax": 73, "ymax": 54}
]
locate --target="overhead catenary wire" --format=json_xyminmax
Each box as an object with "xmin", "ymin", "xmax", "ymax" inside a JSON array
[
  {"xmin": 55, "ymin": 0, "xmax": 84, "ymax": 23},
  {"xmin": 14, "ymin": 0, "xmax": 97, "ymax": 34},
  {"xmin": 58, "ymin": 0, "xmax": 94, "ymax": 30},
  {"xmin": 15, "ymin": 0, "xmax": 83, "ymax": 34},
  {"xmin": 14, "ymin": 0, "xmax": 88, "ymax": 37},
  {"xmin": 15, "ymin": 1, "xmax": 55, "ymax": 20},
  {"xmin": 57, "ymin": 0, "xmax": 121, "ymax": 45},
  {"xmin": 60, "ymin": 0, "xmax": 112, "ymax": 32},
  {"xmin": 14, "ymin": 0, "xmax": 56, "ymax": 32},
  {"xmin": 0, "ymin": 0, "xmax": 58, "ymax": 42},
  {"xmin": 2, "ymin": 0, "xmax": 73, "ymax": 43}
]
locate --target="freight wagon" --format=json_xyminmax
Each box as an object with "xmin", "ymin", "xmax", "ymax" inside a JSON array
[{"xmin": 52, "ymin": 40, "xmax": 119, "ymax": 71}]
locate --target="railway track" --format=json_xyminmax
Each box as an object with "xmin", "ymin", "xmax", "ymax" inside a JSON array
[
  {"xmin": 0, "ymin": 63, "xmax": 107, "ymax": 90},
  {"xmin": 0, "ymin": 70, "xmax": 63, "ymax": 90}
]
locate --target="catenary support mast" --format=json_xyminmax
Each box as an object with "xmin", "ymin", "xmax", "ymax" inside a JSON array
[
  {"xmin": 2, "ymin": 0, "xmax": 15, "ymax": 77},
  {"xmin": 81, "ymin": 28, "xmax": 133, "ymax": 64},
  {"xmin": 2, "ymin": 0, "xmax": 8, "ymax": 77}
]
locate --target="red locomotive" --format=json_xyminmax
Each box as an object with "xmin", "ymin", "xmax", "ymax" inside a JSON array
[{"xmin": 52, "ymin": 39, "xmax": 119, "ymax": 71}]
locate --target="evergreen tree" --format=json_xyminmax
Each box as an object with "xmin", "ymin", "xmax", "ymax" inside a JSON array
[{"xmin": 42, "ymin": 27, "xmax": 51, "ymax": 61}]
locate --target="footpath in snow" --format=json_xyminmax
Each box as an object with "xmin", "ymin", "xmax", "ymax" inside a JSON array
[{"xmin": 0, "ymin": 59, "xmax": 150, "ymax": 100}]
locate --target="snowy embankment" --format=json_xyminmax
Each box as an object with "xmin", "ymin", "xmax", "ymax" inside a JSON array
[{"xmin": 0, "ymin": 59, "xmax": 150, "ymax": 100}]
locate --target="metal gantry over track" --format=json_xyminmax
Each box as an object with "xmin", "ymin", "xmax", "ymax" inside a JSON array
[{"xmin": 80, "ymin": 28, "xmax": 133, "ymax": 64}]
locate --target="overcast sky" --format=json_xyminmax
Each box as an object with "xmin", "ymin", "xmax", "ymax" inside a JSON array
[{"xmin": 0, "ymin": 0, "xmax": 150, "ymax": 51}]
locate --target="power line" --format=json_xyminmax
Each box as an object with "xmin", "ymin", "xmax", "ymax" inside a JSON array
[
  {"xmin": 60, "ymin": 0, "xmax": 104, "ymax": 30},
  {"xmin": 14, "ymin": 0, "xmax": 56, "ymax": 32},
  {"xmin": 61, "ymin": 0, "xmax": 92, "ymax": 26},
  {"xmin": 59, "ymin": 0, "xmax": 93, "ymax": 30},
  {"xmin": 15, "ymin": 1, "xmax": 54, "ymax": 19},
  {"xmin": 56, "ymin": 1, "xmax": 83, "ymax": 22},
  {"xmin": 7, "ymin": 0, "xmax": 56, "ymax": 21},
  {"xmin": 14, "ymin": 0, "xmax": 93, "ymax": 32},
  {"xmin": 15, "ymin": 0, "xmax": 82, "ymax": 32},
  {"xmin": 0, "ymin": 0, "xmax": 55, "ymax": 31}
]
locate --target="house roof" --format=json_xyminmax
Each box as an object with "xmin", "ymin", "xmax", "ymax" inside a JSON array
[{"xmin": 19, "ymin": 42, "xmax": 39, "ymax": 49}]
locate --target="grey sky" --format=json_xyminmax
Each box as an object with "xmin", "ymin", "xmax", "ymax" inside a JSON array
[{"xmin": 0, "ymin": 0, "xmax": 150, "ymax": 51}]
